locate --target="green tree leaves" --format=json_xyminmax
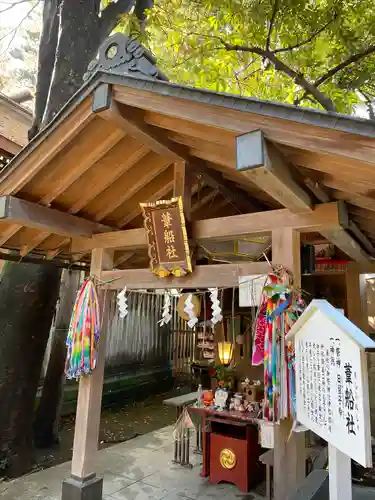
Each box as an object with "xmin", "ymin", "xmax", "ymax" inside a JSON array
[{"xmin": 136, "ymin": 0, "xmax": 375, "ymax": 114}]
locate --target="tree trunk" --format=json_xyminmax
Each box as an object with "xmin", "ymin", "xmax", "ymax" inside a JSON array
[
  {"xmin": 29, "ymin": 0, "xmax": 62, "ymax": 140},
  {"xmin": 0, "ymin": 0, "xmax": 147, "ymax": 476},
  {"xmin": 43, "ymin": 0, "xmax": 102, "ymax": 125},
  {"xmin": 0, "ymin": 1, "xmax": 101, "ymax": 475},
  {"xmin": 34, "ymin": 270, "xmax": 81, "ymax": 448},
  {"xmin": 0, "ymin": 262, "xmax": 61, "ymax": 477}
]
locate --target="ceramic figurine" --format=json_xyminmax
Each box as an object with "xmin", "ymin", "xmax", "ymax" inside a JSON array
[
  {"xmin": 203, "ymin": 390, "xmax": 214, "ymax": 407},
  {"xmin": 214, "ymin": 388, "xmax": 228, "ymax": 411}
]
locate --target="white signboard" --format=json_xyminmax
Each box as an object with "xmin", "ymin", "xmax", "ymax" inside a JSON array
[
  {"xmin": 260, "ymin": 421, "xmax": 274, "ymax": 449},
  {"xmin": 286, "ymin": 299, "xmax": 375, "ymax": 468},
  {"xmin": 238, "ymin": 275, "xmax": 266, "ymax": 307}
]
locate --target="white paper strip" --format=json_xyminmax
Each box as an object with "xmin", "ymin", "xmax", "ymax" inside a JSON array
[
  {"xmin": 117, "ymin": 286, "xmax": 128, "ymax": 318},
  {"xmin": 208, "ymin": 287, "xmax": 223, "ymax": 325},
  {"xmin": 159, "ymin": 292, "xmax": 172, "ymax": 326},
  {"xmin": 184, "ymin": 294, "xmax": 198, "ymax": 328}
]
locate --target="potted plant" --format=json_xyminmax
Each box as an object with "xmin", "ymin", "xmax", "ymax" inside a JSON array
[{"xmin": 209, "ymin": 364, "xmax": 235, "ymax": 392}]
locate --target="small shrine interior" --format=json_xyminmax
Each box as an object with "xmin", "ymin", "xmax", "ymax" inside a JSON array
[{"xmin": 1, "ymin": 34, "xmax": 375, "ymax": 500}]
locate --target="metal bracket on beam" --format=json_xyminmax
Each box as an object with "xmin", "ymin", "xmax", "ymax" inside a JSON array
[{"xmin": 236, "ymin": 129, "xmax": 313, "ymax": 213}]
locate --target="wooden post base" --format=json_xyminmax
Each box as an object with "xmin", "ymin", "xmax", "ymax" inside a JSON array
[{"xmin": 61, "ymin": 474, "xmax": 103, "ymax": 500}]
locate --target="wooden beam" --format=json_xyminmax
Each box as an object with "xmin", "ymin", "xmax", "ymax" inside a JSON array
[
  {"xmin": 320, "ymin": 227, "xmax": 371, "ymax": 264},
  {"xmin": 236, "ymin": 130, "xmax": 313, "ymax": 213},
  {"xmin": 92, "ymin": 152, "xmax": 171, "ymax": 222},
  {"xmin": 346, "ymin": 262, "xmax": 367, "ymax": 331},
  {"xmin": 95, "ymin": 86, "xmax": 264, "ymax": 214},
  {"xmin": 174, "ymin": 161, "xmax": 193, "ymax": 221},
  {"xmin": 114, "ymin": 85, "xmax": 375, "ymax": 165},
  {"xmin": 272, "ymin": 228, "xmax": 305, "ymax": 500},
  {"xmin": 347, "ymin": 220, "xmax": 375, "ymax": 257},
  {"xmin": 0, "ymin": 97, "xmax": 94, "ymax": 196},
  {"xmin": 70, "ymin": 202, "xmax": 342, "ymax": 254},
  {"xmin": 46, "ymin": 238, "xmax": 71, "ymax": 260},
  {"xmin": 69, "ymin": 141, "xmax": 149, "ymax": 214},
  {"xmin": 304, "ymin": 178, "xmax": 330, "ymax": 203},
  {"xmin": 117, "ymin": 168, "xmax": 174, "ymax": 228},
  {"xmin": 71, "ymin": 248, "xmax": 113, "ymax": 479},
  {"xmin": 0, "ymin": 223, "xmax": 22, "ymax": 246},
  {"xmin": 20, "ymin": 231, "xmax": 50, "ymax": 257},
  {"xmin": 39, "ymin": 126, "xmax": 125, "ymax": 206},
  {"xmin": 0, "ymin": 196, "xmax": 112, "ymax": 238},
  {"xmin": 114, "ymin": 251, "xmax": 135, "ymax": 268},
  {"xmin": 191, "ymin": 189, "xmax": 218, "ymax": 213},
  {"xmin": 96, "ymin": 85, "xmax": 183, "ymax": 161},
  {"xmin": 190, "ymin": 163, "xmax": 261, "ymax": 213},
  {"xmin": 320, "ymin": 201, "xmax": 373, "ymax": 262},
  {"xmin": 100, "ymin": 262, "xmax": 270, "ymax": 289},
  {"xmin": 330, "ymin": 189, "xmax": 375, "ymax": 214}
]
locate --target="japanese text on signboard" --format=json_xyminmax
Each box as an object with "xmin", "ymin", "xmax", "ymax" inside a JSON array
[
  {"xmin": 140, "ymin": 197, "xmax": 192, "ymax": 278},
  {"xmin": 291, "ymin": 302, "xmax": 373, "ymax": 467}
]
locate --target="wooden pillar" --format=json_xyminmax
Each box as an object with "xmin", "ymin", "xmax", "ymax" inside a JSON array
[
  {"xmin": 346, "ymin": 262, "xmax": 367, "ymax": 331},
  {"xmin": 62, "ymin": 248, "xmax": 113, "ymax": 500},
  {"xmin": 272, "ymin": 228, "xmax": 306, "ymax": 500},
  {"xmin": 174, "ymin": 161, "xmax": 192, "ymax": 221}
]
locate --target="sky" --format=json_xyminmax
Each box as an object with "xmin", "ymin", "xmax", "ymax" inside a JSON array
[{"xmin": 0, "ymin": 1, "xmax": 38, "ymax": 52}]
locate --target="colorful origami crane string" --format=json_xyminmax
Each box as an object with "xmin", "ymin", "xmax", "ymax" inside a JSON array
[
  {"xmin": 261, "ymin": 267, "xmax": 305, "ymax": 423},
  {"xmin": 65, "ymin": 279, "xmax": 101, "ymax": 380}
]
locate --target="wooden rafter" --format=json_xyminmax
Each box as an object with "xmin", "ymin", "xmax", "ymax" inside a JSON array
[
  {"xmin": 0, "ymin": 223, "xmax": 22, "ymax": 247},
  {"xmin": 46, "ymin": 238, "xmax": 72, "ymax": 260},
  {"xmin": 114, "ymin": 251, "xmax": 135, "ymax": 268},
  {"xmin": 20, "ymin": 231, "xmax": 51, "ymax": 257},
  {"xmin": 96, "ymin": 87, "xmax": 182, "ymax": 162},
  {"xmin": 22, "ymin": 119, "xmax": 124, "ymax": 205},
  {"xmin": 95, "ymin": 85, "xmax": 262, "ymax": 214},
  {"xmin": 91, "ymin": 152, "xmax": 171, "ymax": 222},
  {"xmin": 320, "ymin": 228, "xmax": 371, "ymax": 264},
  {"xmin": 68, "ymin": 140, "xmax": 149, "ymax": 214},
  {"xmin": 191, "ymin": 189, "xmax": 219, "ymax": 213},
  {"xmin": 190, "ymin": 163, "xmax": 261, "ymax": 213},
  {"xmin": 118, "ymin": 167, "xmax": 174, "ymax": 228},
  {"xmin": 0, "ymin": 97, "xmax": 95, "ymax": 196},
  {"xmin": 235, "ymin": 130, "xmax": 373, "ymax": 261}
]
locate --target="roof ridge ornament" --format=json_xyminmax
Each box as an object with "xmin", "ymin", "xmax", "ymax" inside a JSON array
[{"xmin": 83, "ymin": 33, "xmax": 168, "ymax": 82}]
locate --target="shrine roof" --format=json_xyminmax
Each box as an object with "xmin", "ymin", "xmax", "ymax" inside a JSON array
[{"xmin": 1, "ymin": 44, "xmax": 375, "ymax": 267}]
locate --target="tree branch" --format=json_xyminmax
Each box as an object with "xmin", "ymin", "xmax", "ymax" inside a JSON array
[
  {"xmin": 100, "ymin": 0, "xmax": 136, "ymax": 37},
  {"xmin": 219, "ymin": 39, "xmax": 336, "ymax": 111},
  {"xmin": 266, "ymin": 0, "xmax": 279, "ymax": 51},
  {"xmin": 274, "ymin": 14, "xmax": 337, "ymax": 54},
  {"xmin": 0, "ymin": 2, "xmax": 39, "ymax": 57},
  {"xmin": 0, "ymin": 0, "xmax": 37, "ymax": 14},
  {"xmin": 314, "ymin": 45, "xmax": 375, "ymax": 87},
  {"xmin": 294, "ymin": 44, "xmax": 375, "ymax": 107}
]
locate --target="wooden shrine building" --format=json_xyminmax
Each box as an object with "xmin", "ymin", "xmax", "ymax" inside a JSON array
[{"xmin": 1, "ymin": 34, "xmax": 375, "ymax": 500}]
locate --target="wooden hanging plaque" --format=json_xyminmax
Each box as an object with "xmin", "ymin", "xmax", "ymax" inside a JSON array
[{"xmin": 140, "ymin": 196, "xmax": 192, "ymax": 278}]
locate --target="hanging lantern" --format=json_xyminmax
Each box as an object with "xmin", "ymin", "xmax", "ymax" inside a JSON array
[{"xmin": 218, "ymin": 341, "xmax": 233, "ymax": 366}]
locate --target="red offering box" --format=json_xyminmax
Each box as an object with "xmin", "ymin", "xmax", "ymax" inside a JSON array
[{"xmin": 209, "ymin": 419, "xmax": 261, "ymax": 492}]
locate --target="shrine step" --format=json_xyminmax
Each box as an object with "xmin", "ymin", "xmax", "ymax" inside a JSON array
[
  {"xmin": 288, "ymin": 470, "xmax": 375, "ymax": 500},
  {"xmin": 288, "ymin": 470, "xmax": 329, "ymax": 500}
]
